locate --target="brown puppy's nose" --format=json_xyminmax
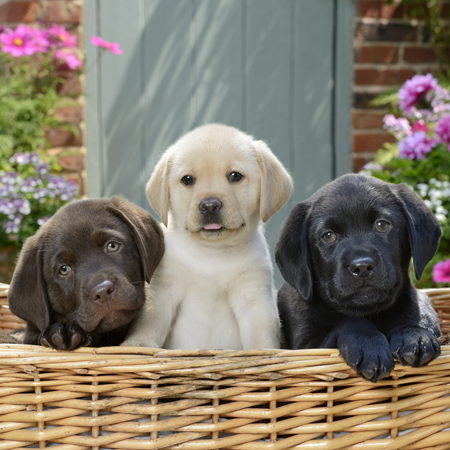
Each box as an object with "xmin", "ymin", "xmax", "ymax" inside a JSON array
[
  {"xmin": 349, "ymin": 257, "xmax": 375, "ymax": 278},
  {"xmin": 199, "ymin": 197, "xmax": 222, "ymax": 214},
  {"xmin": 90, "ymin": 281, "xmax": 116, "ymax": 303}
]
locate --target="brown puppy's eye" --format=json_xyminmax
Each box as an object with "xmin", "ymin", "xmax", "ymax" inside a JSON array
[
  {"xmin": 322, "ymin": 231, "xmax": 336, "ymax": 243},
  {"xmin": 181, "ymin": 175, "xmax": 195, "ymax": 186},
  {"xmin": 228, "ymin": 172, "xmax": 243, "ymax": 183},
  {"xmin": 375, "ymin": 220, "xmax": 390, "ymax": 233},
  {"xmin": 59, "ymin": 265, "xmax": 71, "ymax": 276},
  {"xmin": 106, "ymin": 241, "xmax": 121, "ymax": 253}
]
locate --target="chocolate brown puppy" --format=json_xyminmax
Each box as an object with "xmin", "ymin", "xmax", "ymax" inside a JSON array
[
  {"xmin": 8, "ymin": 197, "xmax": 164, "ymax": 350},
  {"xmin": 275, "ymin": 174, "xmax": 442, "ymax": 382}
]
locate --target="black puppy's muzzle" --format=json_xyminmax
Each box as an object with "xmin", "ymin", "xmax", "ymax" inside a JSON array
[
  {"xmin": 348, "ymin": 257, "xmax": 375, "ymax": 279},
  {"xmin": 90, "ymin": 280, "xmax": 116, "ymax": 303}
]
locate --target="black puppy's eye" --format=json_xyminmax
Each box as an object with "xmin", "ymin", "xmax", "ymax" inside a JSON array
[
  {"xmin": 375, "ymin": 220, "xmax": 390, "ymax": 233},
  {"xmin": 322, "ymin": 231, "xmax": 337, "ymax": 243},
  {"xmin": 106, "ymin": 241, "xmax": 121, "ymax": 253},
  {"xmin": 228, "ymin": 172, "xmax": 243, "ymax": 183},
  {"xmin": 181, "ymin": 175, "xmax": 195, "ymax": 186},
  {"xmin": 59, "ymin": 265, "xmax": 71, "ymax": 276}
]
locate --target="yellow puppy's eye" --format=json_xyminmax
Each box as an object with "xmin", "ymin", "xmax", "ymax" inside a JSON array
[
  {"xmin": 106, "ymin": 241, "xmax": 121, "ymax": 253},
  {"xmin": 181, "ymin": 175, "xmax": 195, "ymax": 186},
  {"xmin": 322, "ymin": 231, "xmax": 337, "ymax": 243},
  {"xmin": 59, "ymin": 265, "xmax": 71, "ymax": 276},
  {"xmin": 228, "ymin": 172, "xmax": 243, "ymax": 183},
  {"xmin": 375, "ymin": 220, "xmax": 390, "ymax": 232}
]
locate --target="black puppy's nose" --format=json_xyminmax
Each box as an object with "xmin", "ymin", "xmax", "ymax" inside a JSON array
[
  {"xmin": 349, "ymin": 257, "xmax": 375, "ymax": 278},
  {"xmin": 90, "ymin": 281, "xmax": 116, "ymax": 303},
  {"xmin": 199, "ymin": 197, "xmax": 222, "ymax": 214}
]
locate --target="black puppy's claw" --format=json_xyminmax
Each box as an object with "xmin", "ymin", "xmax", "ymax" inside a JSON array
[{"xmin": 389, "ymin": 326, "xmax": 441, "ymax": 367}]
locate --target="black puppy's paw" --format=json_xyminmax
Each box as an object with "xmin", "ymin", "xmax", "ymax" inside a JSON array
[
  {"xmin": 339, "ymin": 333, "xmax": 395, "ymax": 383},
  {"xmin": 388, "ymin": 326, "xmax": 441, "ymax": 367},
  {"xmin": 39, "ymin": 323, "xmax": 92, "ymax": 350}
]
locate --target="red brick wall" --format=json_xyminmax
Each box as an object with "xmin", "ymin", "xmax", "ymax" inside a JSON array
[
  {"xmin": 353, "ymin": 0, "xmax": 439, "ymax": 171},
  {"xmin": 0, "ymin": 0, "xmax": 86, "ymax": 195}
]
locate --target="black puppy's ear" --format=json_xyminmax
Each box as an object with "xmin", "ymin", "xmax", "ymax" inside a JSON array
[
  {"xmin": 108, "ymin": 199, "xmax": 164, "ymax": 283},
  {"xmin": 392, "ymin": 183, "xmax": 441, "ymax": 280},
  {"xmin": 8, "ymin": 233, "xmax": 50, "ymax": 332},
  {"xmin": 275, "ymin": 202, "xmax": 313, "ymax": 300}
]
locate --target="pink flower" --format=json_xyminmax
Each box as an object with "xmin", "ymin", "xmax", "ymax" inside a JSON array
[
  {"xmin": 411, "ymin": 120, "xmax": 429, "ymax": 132},
  {"xmin": 398, "ymin": 131, "xmax": 437, "ymax": 160},
  {"xmin": 0, "ymin": 25, "xmax": 40, "ymax": 56},
  {"xmin": 383, "ymin": 114, "xmax": 412, "ymax": 139},
  {"xmin": 91, "ymin": 35, "xmax": 122, "ymax": 54},
  {"xmin": 47, "ymin": 24, "xmax": 77, "ymax": 49},
  {"xmin": 398, "ymin": 73, "xmax": 438, "ymax": 114},
  {"xmin": 433, "ymin": 259, "xmax": 450, "ymax": 284},
  {"xmin": 55, "ymin": 49, "xmax": 82, "ymax": 69},
  {"xmin": 435, "ymin": 115, "xmax": 450, "ymax": 151},
  {"xmin": 31, "ymin": 27, "xmax": 50, "ymax": 52}
]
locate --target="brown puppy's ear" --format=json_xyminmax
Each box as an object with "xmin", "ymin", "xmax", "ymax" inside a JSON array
[
  {"xmin": 8, "ymin": 233, "xmax": 50, "ymax": 331},
  {"xmin": 275, "ymin": 202, "xmax": 313, "ymax": 300},
  {"xmin": 108, "ymin": 199, "xmax": 164, "ymax": 283},
  {"xmin": 392, "ymin": 183, "xmax": 442, "ymax": 280},
  {"xmin": 253, "ymin": 140, "xmax": 293, "ymax": 223},
  {"xmin": 146, "ymin": 148, "xmax": 173, "ymax": 227}
]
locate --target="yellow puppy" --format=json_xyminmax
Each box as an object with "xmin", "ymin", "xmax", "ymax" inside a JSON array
[{"xmin": 123, "ymin": 124, "xmax": 293, "ymax": 349}]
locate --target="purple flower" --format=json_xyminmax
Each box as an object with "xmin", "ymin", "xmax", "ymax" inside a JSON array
[
  {"xmin": 435, "ymin": 115, "xmax": 450, "ymax": 151},
  {"xmin": 433, "ymin": 259, "xmax": 450, "ymax": 284},
  {"xmin": 37, "ymin": 216, "xmax": 50, "ymax": 226},
  {"xmin": 398, "ymin": 131, "xmax": 437, "ymax": 160},
  {"xmin": 398, "ymin": 74, "xmax": 438, "ymax": 115},
  {"xmin": 383, "ymin": 114, "xmax": 412, "ymax": 139},
  {"xmin": 359, "ymin": 162, "xmax": 383, "ymax": 176}
]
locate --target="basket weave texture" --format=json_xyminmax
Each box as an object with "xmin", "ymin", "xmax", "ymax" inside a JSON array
[{"xmin": 1, "ymin": 283, "xmax": 450, "ymax": 449}]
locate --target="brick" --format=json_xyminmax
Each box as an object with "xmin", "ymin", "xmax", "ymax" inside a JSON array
[
  {"xmin": 58, "ymin": 152, "xmax": 85, "ymax": 172},
  {"xmin": 45, "ymin": 0, "xmax": 81, "ymax": 24},
  {"xmin": 57, "ymin": 77, "xmax": 82, "ymax": 96},
  {"xmin": 45, "ymin": 127, "xmax": 81, "ymax": 147},
  {"xmin": 356, "ymin": 0, "xmax": 403, "ymax": 19},
  {"xmin": 353, "ymin": 157, "xmax": 370, "ymax": 172},
  {"xmin": 353, "ymin": 92, "xmax": 384, "ymax": 109},
  {"xmin": 54, "ymin": 105, "xmax": 82, "ymax": 123},
  {"xmin": 353, "ymin": 133, "xmax": 396, "ymax": 154},
  {"xmin": 403, "ymin": 46, "xmax": 436, "ymax": 63},
  {"xmin": 355, "ymin": 68, "xmax": 416, "ymax": 85},
  {"xmin": 0, "ymin": 1, "xmax": 39, "ymax": 23},
  {"xmin": 355, "ymin": 22, "xmax": 417, "ymax": 42},
  {"xmin": 355, "ymin": 45, "xmax": 398, "ymax": 63},
  {"xmin": 352, "ymin": 110, "xmax": 385, "ymax": 129}
]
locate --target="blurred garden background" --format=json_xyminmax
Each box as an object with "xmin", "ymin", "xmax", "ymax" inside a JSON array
[{"xmin": 0, "ymin": 0, "xmax": 449, "ymax": 287}]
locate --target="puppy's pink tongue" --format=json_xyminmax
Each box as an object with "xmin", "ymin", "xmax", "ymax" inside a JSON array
[{"xmin": 204, "ymin": 224, "xmax": 222, "ymax": 230}]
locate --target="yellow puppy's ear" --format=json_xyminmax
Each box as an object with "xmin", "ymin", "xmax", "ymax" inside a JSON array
[
  {"xmin": 146, "ymin": 148, "xmax": 173, "ymax": 227},
  {"xmin": 253, "ymin": 140, "xmax": 293, "ymax": 223}
]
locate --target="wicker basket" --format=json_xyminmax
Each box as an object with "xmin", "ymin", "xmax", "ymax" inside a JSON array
[{"xmin": 1, "ymin": 283, "xmax": 450, "ymax": 449}]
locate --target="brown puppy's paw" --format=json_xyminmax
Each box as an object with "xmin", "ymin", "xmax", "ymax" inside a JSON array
[
  {"xmin": 39, "ymin": 323, "xmax": 92, "ymax": 350},
  {"xmin": 389, "ymin": 326, "xmax": 441, "ymax": 367}
]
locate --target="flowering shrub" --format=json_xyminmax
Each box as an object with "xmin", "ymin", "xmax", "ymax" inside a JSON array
[
  {"xmin": 364, "ymin": 74, "xmax": 450, "ymax": 287},
  {"xmin": 0, "ymin": 23, "xmax": 122, "ymax": 250},
  {"xmin": 0, "ymin": 153, "xmax": 79, "ymax": 246}
]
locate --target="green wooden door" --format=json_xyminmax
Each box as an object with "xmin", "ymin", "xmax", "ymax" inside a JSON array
[{"xmin": 84, "ymin": 0, "xmax": 354, "ymax": 287}]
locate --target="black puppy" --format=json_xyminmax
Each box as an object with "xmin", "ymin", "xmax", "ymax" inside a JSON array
[
  {"xmin": 275, "ymin": 174, "xmax": 442, "ymax": 382},
  {"xmin": 8, "ymin": 197, "xmax": 164, "ymax": 350}
]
